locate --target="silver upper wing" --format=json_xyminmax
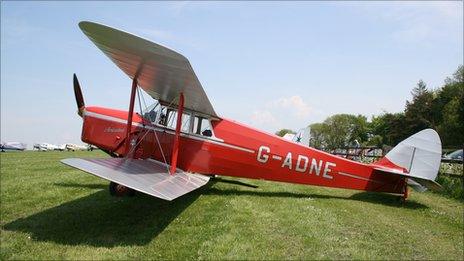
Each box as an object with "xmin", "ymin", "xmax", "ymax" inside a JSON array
[{"xmin": 79, "ymin": 21, "xmax": 218, "ymax": 118}]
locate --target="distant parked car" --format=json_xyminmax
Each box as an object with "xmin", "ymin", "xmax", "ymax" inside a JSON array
[{"xmin": 443, "ymin": 149, "xmax": 463, "ymax": 160}]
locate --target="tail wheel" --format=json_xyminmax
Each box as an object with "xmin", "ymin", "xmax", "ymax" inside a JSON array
[{"xmin": 109, "ymin": 182, "xmax": 135, "ymax": 197}]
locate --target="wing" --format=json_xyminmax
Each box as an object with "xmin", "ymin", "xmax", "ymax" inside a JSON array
[
  {"xmin": 79, "ymin": 21, "xmax": 218, "ymax": 118},
  {"xmin": 61, "ymin": 158, "xmax": 210, "ymax": 200}
]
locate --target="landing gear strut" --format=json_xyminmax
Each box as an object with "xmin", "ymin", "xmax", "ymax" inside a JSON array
[
  {"xmin": 399, "ymin": 178, "xmax": 409, "ymax": 203},
  {"xmin": 109, "ymin": 181, "xmax": 135, "ymax": 197}
]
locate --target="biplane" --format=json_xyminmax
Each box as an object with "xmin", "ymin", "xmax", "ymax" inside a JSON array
[
  {"xmin": 62, "ymin": 21, "xmax": 442, "ymax": 201},
  {"xmin": 1, "ymin": 142, "xmax": 26, "ymax": 152}
]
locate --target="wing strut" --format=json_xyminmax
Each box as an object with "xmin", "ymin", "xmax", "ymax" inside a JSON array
[
  {"xmin": 170, "ymin": 93, "xmax": 184, "ymax": 174},
  {"xmin": 125, "ymin": 78, "xmax": 138, "ymax": 156}
]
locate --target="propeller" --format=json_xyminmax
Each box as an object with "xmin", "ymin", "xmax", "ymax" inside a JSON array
[{"xmin": 73, "ymin": 73, "xmax": 85, "ymax": 117}]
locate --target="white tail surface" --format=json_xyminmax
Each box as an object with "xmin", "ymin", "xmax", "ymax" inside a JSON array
[
  {"xmin": 292, "ymin": 126, "xmax": 311, "ymax": 146},
  {"xmin": 374, "ymin": 129, "xmax": 442, "ymax": 191}
]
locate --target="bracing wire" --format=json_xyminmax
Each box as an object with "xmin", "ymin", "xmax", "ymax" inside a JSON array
[
  {"xmin": 140, "ymin": 89, "xmax": 147, "ymax": 110},
  {"xmin": 152, "ymin": 129, "xmax": 170, "ymax": 173},
  {"xmin": 136, "ymin": 87, "xmax": 144, "ymax": 123},
  {"xmin": 124, "ymin": 93, "xmax": 181, "ymax": 174},
  {"xmin": 126, "ymin": 126, "xmax": 170, "ymax": 173}
]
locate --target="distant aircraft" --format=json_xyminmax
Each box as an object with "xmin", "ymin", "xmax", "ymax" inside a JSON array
[
  {"xmin": 87, "ymin": 144, "xmax": 98, "ymax": 151},
  {"xmin": 62, "ymin": 21, "xmax": 443, "ymax": 202},
  {"xmin": 31, "ymin": 143, "xmax": 88, "ymax": 151},
  {"xmin": 282, "ymin": 127, "xmax": 311, "ymax": 147},
  {"xmin": 0, "ymin": 142, "xmax": 26, "ymax": 152},
  {"xmin": 65, "ymin": 144, "xmax": 88, "ymax": 151},
  {"xmin": 33, "ymin": 143, "xmax": 60, "ymax": 151}
]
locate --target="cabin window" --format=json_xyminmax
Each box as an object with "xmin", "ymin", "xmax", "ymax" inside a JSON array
[
  {"xmin": 164, "ymin": 109, "xmax": 191, "ymax": 133},
  {"xmin": 143, "ymin": 103, "xmax": 215, "ymax": 138},
  {"xmin": 193, "ymin": 116, "xmax": 213, "ymax": 137},
  {"xmin": 157, "ymin": 106, "xmax": 168, "ymax": 126},
  {"xmin": 142, "ymin": 102, "xmax": 160, "ymax": 124},
  {"xmin": 181, "ymin": 113, "xmax": 191, "ymax": 133},
  {"xmin": 166, "ymin": 109, "xmax": 176, "ymax": 129}
]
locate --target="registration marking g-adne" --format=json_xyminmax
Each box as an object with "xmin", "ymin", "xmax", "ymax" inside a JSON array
[{"xmin": 256, "ymin": 145, "xmax": 336, "ymax": 179}]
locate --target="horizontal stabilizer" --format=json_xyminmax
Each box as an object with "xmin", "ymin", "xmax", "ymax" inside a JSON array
[
  {"xmin": 373, "ymin": 167, "xmax": 442, "ymax": 191},
  {"xmin": 61, "ymin": 158, "xmax": 210, "ymax": 200}
]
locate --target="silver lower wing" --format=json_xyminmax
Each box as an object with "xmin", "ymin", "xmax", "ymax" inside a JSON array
[{"xmin": 61, "ymin": 158, "xmax": 210, "ymax": 201}]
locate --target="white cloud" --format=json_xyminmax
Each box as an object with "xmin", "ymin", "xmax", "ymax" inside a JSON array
[
  {"xmin": 349, "ymin": 1, "xmax": 463, "ymax": 45},
  {"xmin": 251, "ymin": 110, "xmax": 277, "ymax": 125},
  {"xmin": 248, "ymin": 95, "xmax": 312, "ymax": 133},
  {"xmin": 271, "ymin": 95, "xmax": 311, "ymax": 119},
  {"xmin": 169, "ymin": 1, "xmax": 191, "ymax": 16},
  {"xmin": 388, "ymin": 3, "xmax": 461, "ymax": 44},
  {"xmin": 391, "ymin": 23, "xmax": 429, "ymax": 43}
]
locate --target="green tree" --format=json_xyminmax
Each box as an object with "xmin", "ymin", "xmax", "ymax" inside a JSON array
[
  {"xmin": 404, "ymin": 80, "xmax": 434, "ymax": 133},
  {"xmin": 288, "ymin": 65, "xmax": 463, "ymax": 148},
  {"xmin": 445, "ymin": 65, "xmax": 464, "ymax": 85},
  {"xmin": 275, "ymin": 129, "xmax": 295, "ymax": 137},
  {"xmin": 321, "ymin": 114, "xmax": 369, "ymax": 149},
  {"xmin": 370, "ymin": 112, "xmax": 408, "ymax": 146},
  {"xmin": 440, "ymin": 97, "xmax": 463, "ymax": 145},
  {"xmin": 365, "ymin": 134, "xmax": 383, "ymax": 147},
  {"xmin": 309, "ymin": 123, "xmax": 326, "ymax": 149},
  {"xmin": 435, "ymin": 65, "xmax": 464, "ymax": 146}
]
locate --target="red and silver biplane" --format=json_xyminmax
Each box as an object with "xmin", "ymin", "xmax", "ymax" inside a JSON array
[{"xmin": 62, "ymin": 21, "xmax": 442, "ymax": 201}]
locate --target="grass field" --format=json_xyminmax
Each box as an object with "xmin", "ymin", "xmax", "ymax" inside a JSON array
[{"xmin": 1, "ymin": 151, "xmax": 463, "ymax": 260}]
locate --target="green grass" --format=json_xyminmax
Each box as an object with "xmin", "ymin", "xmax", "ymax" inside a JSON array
[{"xmin": 1, "ymin": 151, "xmax": 463, "ymax": 260}]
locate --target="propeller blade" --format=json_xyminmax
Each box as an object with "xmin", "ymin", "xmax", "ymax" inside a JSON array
[{"xmin": 73, "ymin": 73, "xmax": 85, "ymax": 116}]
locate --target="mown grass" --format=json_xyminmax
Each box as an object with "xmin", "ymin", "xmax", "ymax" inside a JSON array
[{"xmin": 1, "ymin": 151, "xmax": 463, "ymax": 260}]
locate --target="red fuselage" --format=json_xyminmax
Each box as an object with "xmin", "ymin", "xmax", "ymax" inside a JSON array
[{"xmin": 81, "ymin": 106, "xmax": 405, "ymax": 194}]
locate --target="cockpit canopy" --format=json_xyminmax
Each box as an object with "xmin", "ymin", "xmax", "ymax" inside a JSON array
[{"xmin": 143, "ymin": 101, "xmax": 216, "ymax": 138}]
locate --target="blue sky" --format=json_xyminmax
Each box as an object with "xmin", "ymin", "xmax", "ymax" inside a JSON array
[{"xmin": 1, "ymin": 1, "xmax": 462, "ymax": 147}]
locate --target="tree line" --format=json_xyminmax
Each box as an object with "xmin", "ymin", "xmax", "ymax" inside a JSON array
[{"xmin": 276, "ymin": 65, "xmax": 463, "ymax": 149}]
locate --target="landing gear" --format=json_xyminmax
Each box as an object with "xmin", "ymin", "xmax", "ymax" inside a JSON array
[
  {"xmin": 109, "ymin": 182, "xmax": 135, "ymax": 197},
  {"xmin": 398, "ymin": 178, "xmax": 409, "ymax": 204},
  {"xmin": 400, "ymin": 187, "xmax": 409, "ymax": 204}
]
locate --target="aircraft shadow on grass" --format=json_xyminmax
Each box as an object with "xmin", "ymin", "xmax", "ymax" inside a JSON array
[
  {"xmin": 4, "ymin": 181, "xmax": 426, "ymax": 247},
  {"xmin": 53, "ymin": 182, "xmax": 107, "ymax": 190},
  {"xmin": 3, "ymin": 183, "xmax": 209, "ymax": 247},
  {"xmin": 53, "ymin": 180, "xmax": 427, "ymax": 210},
  {"xmin": 204, "ymin": 186, "xmax": 428, "ymax": 210}
]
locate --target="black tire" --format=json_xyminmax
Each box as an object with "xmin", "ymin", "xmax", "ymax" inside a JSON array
[{"xmin": 109, "ymin": 182, "xmax": 135, "ymax": 197}]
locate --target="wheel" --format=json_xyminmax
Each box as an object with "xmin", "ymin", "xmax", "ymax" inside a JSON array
[{"xmin": 109, "ymin": 182, "xmax": 135, "ymax": 197}]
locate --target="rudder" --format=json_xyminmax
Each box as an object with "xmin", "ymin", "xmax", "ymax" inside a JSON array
[{"xmin": 373, "ymin": 129, "xmax": 442, "ymax": 191}]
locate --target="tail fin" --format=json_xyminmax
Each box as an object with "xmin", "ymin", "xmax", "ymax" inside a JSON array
[
  {"xmin": 372, "ymin": 129, "xmax": 442, "ymax": 191},
  {"xmin": 292, "ymin": 126, "xmax": 311, "ymax": 146}
]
